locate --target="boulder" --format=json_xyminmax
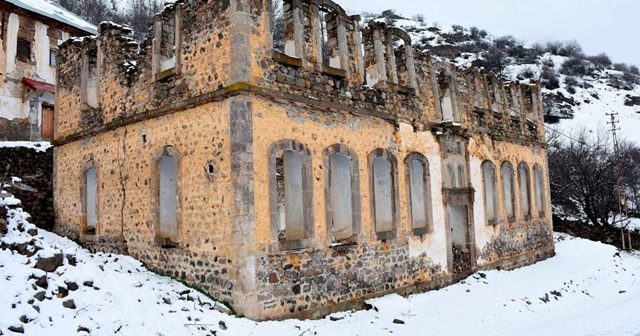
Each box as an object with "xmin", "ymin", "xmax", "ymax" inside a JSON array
[
  {"xmin": 34, "ymin": 253, "xmax": 63, "ymax": 272},
  {"xmin": 62, "ymin": 299, "xmax": 76, "ymax": 309}
]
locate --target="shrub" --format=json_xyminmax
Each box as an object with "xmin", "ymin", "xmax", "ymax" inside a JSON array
[
  {"xmin": 564, "ymin": 76, "xmax": 579, "ymax": 87},
  {"xmin": 412, "ymin": 14, "xmax": 425, "ymax": 23},
  {"xmin": 560, "ymin": 56, "xmax": 594, "ymax": 77},
  {"xmin": 545, "ymin": 41, "xmax": 564, "ymax": 55},
  {"xmin": 482, "ymin": 47, "xmax": 510, "ymax": 77},
  {"xmin": 469, "ymin": 26, "xmax": 480, "ymax": 40},
  {"xmin": 541, "ymin": 65, "xmax": 560, "ymax": 90},
  {"xmin": 587, "ymin": 53, "xmax": 612, "ymax": 70},
  {"xmin": 613, "ymin": 63, "xmax": 630, "ymax": 72},
  {"xmin": 518, "ymin": 67, "xmax": 536, "ymax": 80},
  {"xmin": 566, "ymin": 86, "xmax": 577, "ymax": 94},
  {"xmin": 558, "ymin": 40, "xmax": 583, "ymax": 57},
  {"xmin": 452, "ymin": 24, "xmax": 464, "ymax": 32},
  {"xmin": 631, "ymin": 65, "xmax": 640, "ymax": 75},
  {"xmin": 494, "ymin": 35, "xmax": 516, "ymax": 50}
]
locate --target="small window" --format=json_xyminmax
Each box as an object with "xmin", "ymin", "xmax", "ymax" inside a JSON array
[
  {"xmin": 482, "ymin": 161, "xmax": 498, "ymax": 224},
  {"xmin": 84, "ymin": 167, "xmax": 98, "ymax": 235},
  {"xmin": 457, "ymin": 164, "xmax": 466, "ymax": 188},
  {"xmin": 501, "ymin": 162, "xmax": 515, "ymax": 220},
  {"xmin": 49, "ymin": 49, "xmax": 57, "ymax": 67},
  {"xmin": 17, "ymin": 38, "xmax": 31, "ymax": 61},
  {"xmin": 534, "ymin": 164, "xmax": 546, "ymax": 217}
]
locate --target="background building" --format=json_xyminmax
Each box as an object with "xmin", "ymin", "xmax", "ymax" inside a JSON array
[{"xmin": 0, "ymin": 0, "xmax": 95, "ymax": 141}]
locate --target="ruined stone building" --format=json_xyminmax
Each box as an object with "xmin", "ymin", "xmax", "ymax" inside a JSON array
[
  {"xmin": 53, "ymin": 0, "xmax": 554, "ymax": 320},
  {"xmin": 0, "ymin": 0, "xmax": 95, "ymax": 141}
]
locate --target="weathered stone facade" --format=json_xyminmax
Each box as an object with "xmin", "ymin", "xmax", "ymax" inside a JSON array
[{"xmin": 54, "ymin": 0, "xmax": 554, "ymax": 320}]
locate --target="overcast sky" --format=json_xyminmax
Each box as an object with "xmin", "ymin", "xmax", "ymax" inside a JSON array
[{"xmin": 338, "ymin": 0, "xmax": 638, "ymax": 67}]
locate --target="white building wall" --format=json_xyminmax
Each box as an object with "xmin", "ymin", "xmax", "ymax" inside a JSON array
[{"xmin": 1, "ymin": 13, "xmax": 58, "ymax": 124}]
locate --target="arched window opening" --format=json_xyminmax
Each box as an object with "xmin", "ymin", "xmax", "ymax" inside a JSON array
[
  {"xmin": 328, "ymin": 153, "xmax": 353, "ymax": 241},
  {"xmin": 534, "ymin": 164, "xmax": 546, "ymax": 217},
  {"xmin": 276, "ymin": 150, "xmax": 304, "ymax": 240},
  {"xmin": 457, "ymin": 164, "xmax": 466, "ymax": 188},
  {"xmin": 501, "ymin": 162, "xmax": 515, "ymax": 220},
  {"xmin": 519, "ymin": 163, "xmax": 532, "ymax": 218},
  {"xmin": 482, "ymin": 161, "xmax": 498, "ymax": 224},
  {"xmin": 84, "ymin": 166, "xmax": 98, "ymax": 235},
  {"xmin": 370, "ymin": 150, "xmax": 399, "ymax": 240},
  {"xmin": 158, "ymin": 151, "xmax": 179, "ymax": 241},
  {"xmin": 406, "ymin": 154, "xmax": 431, "ymax": 234},
  {"xmin": 446, "ymin": 163, "xmax": 456, "ymax": 188},
  {"xmin": 270, "ymin": 140, "xmax": 313, "ymax": 249},
  {"xmin": 437, "ymin": 70, "xmax": 455, "ymax": 121}
]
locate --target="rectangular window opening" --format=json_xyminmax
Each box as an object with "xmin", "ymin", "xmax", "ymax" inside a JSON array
[
  {"xmin": 159, "ymin": 155, "xmax": 178, "ymax": 239},
  {"xmin": 85, "ymin": 168, "xmax": 98, "ymax": 235},
  {"xmin": 17, "ymin": 38, "xmax": 31, "ymax": 61}
]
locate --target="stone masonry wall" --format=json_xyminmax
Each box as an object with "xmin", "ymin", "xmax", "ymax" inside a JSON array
[
  {"xmin": 54, "ymin": 100, "xmax": 236, "ymax": 304},
  {"xmin": 0, "ymin": 145, "xmax": 54, "ymax": 230}
]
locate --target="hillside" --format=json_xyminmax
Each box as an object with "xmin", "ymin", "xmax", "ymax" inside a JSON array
[
  {"xmin": 3, "ymin": 186, "xmax": 640, "ymax": 335},
  {"xmin": 374, "ymin": 13, "xmax": 640, "ymax": 143}
]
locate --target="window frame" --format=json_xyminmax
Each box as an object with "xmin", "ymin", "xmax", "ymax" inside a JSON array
[
  {"xmin": 268, "ymin": 140, "xmax": 314, "ymax": 251},
  {"xmin": 518, "ymin": 162, "xmax": 532, "ymax": 219},
  {"xmin": 481, "ymin": 161, "xmax": 498, "ymax": 225},
  {"xmin": 534, "ymin": 164, "xmax": 546, "ymax": 218},
  {"xmin": 405, "ymin": 153, "xmax": 432, "ymax": 236},
  {"xmin": 16, "ymin": 38, "xmax": 31, "ymax": 62},
  {"xmin": 369, "ymin": 149, "xmax": 400, "ymax": 241},
  {"xmin": 324, "ymin": 144, "xmax": 361, "ymax": 245},
  {"xmin": 152, "ymin": 146, "xmax": 182, "ymax": 247},
  {"xmin": 501, "ymin": 162, "xmax": 516, "ymax": 222},
  {"xmin": 81, "ymin": 161, "xmax": 99, "ymax": 239},
  {"xmin": 49, "ymin": 48, "xmax": 57, "ymax": 67}
]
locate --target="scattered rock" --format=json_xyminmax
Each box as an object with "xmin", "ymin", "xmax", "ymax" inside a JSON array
[
  {"xmin": 163, "ymin": 297, "xmax": 172, "ymax": 304},
  {"xmin": 66, "ymin": 254, "xmax": 77, "ymax": 267},
  {"xmin": 34, "ymin": 291, "xmax": 46, "ymax": 302},
  {"xmin": 83, "ymin": 280, "xmax": 94, "ymax": 287},
  {"xmin": 619, "ymin": 290, "xmax": 627, "ymax": 294},
  {"xmin": 218, "ymin": 321, "xmax": 227, "ymax": 330},
  {"xmin": 392, "ymin": 318, "xmax": 405, "ymax": 324},
  {"xmin": 78, "ymin": 326, "xmax": 91, "ymax": 333},
  {"xmin": 179, "ymin": 289, "xmax": 190, "ymax": 296},
  {"xmin": 27, "ymin": 228, "xmax": 38, "ymax": 236},
  {"xmin": 35, "ymin": 253, "xmax": 63, "ymax": 272},
  {"xmin": 98, "ymin": 265, "xmax": 104, "ymax": 272},
  {"xmin": 329, "ymin": 316, "xmax": 344, "ymax": 321},
  {"xmin": 65, "ymin": 281, "xmax": 79, "ymax": 291},
  {"xmin": 35, "ymin": 275, "xmax": 48, "ymax": 289},
  {"xmin": 57, "ymin": 286, "xmax": 69, "ymax": 298},
  {"xmin": 62, "ymin": 299, "xmax": 76, "ymax": 309},
  {"xmin": 0, "ymin": 219, "xmax": 7, "ymax": 235},
  {"xmin": 8, "ymin": 325, "xmax": 24, "ymax": 334}
]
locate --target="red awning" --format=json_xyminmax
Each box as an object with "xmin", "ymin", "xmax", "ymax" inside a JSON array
[{"xmin": 22, "ymin": 77, "xmax": 55, "ymax": 93}]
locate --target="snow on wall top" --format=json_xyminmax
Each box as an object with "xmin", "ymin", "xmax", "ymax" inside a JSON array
[{"xmin": 6, "ymin": 0, "xmax": 97, "ymax": 35}]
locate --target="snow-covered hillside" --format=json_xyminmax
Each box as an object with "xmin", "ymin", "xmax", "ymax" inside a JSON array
[
  {"xmin": 383, "ymin": 16, "xmax": 640, "ymax": 144},
  {"xmin": 3, "ymin": 190, "xmax": 640, "ymax": 335}
]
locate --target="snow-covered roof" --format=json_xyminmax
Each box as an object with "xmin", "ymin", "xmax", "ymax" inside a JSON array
[{"xmin": 5, "ymin": 0, "xmax": 97, "ymax": 35}]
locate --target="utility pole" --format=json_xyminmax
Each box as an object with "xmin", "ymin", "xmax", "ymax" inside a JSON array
[{"xmin": 607, "ymin": 112, "xmax": 630, "ymax": 250}]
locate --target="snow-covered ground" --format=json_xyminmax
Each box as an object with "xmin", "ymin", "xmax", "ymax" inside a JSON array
[{"xmin": 3, "ymin": 192, "xmax": 640, "ymax": 335}]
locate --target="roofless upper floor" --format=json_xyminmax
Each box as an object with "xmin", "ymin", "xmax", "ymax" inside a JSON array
[{"xmin": 55, "ymin": 0, "xmax": 545, "ymax": 146}]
